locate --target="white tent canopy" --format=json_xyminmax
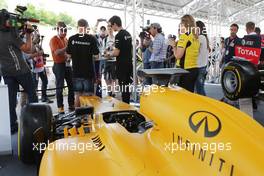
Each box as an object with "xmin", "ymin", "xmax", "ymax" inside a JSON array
[{"xmin": 60, "ymin": 0, "xmax": 264, "ymax": 25}]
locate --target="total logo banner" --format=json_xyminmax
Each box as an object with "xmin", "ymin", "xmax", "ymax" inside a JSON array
[{"xmin": 235, "ymin": 46, "xmax": 261, "ymax": 65}]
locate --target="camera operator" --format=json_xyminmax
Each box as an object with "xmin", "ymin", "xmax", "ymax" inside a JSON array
[
  {"xmin": 0, "ymin": 9, "xmax": 38, "ymax": 133},
  {"xmin": 50, "ymin": 21, "xmax": 75, "ymax": 114},
  {"xmin": 30, "ymin": 27, "xmax": 53, "ymax": 103}
]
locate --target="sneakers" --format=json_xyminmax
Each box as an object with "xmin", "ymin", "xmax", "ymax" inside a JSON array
[{"xmin": 58, "ymin": 107, "xmax": 65, "ymax": 114}]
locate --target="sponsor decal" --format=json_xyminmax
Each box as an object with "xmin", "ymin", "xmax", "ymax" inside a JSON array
[
  {"xmin": 189, "ymin": 111, "xmax": 221, "ymax": 138},
  {"xmin": 72, "ymin": 40, "xmax": 91, "ymax": 46},
  {"xmin": 235, "ymin": 46, "xmax": 261, "ymax": 65}
]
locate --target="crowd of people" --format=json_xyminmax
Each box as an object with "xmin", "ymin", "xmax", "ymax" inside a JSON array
[
  {"xmin": 140, "ymin": 15, "xmax": 264, "ymax": 97},
  {"xmin": 0, "ymin": 12, "xmax": 264, "ymax": 134}
]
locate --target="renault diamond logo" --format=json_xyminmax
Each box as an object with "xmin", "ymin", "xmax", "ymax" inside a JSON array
[{"xmin": 189, "ymin": 111, "xmax": 221, "ymax": 138}]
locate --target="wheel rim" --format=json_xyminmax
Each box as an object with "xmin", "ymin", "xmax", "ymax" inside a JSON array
[{"xmin": 223, "ymin": 71, "xmax": 238, "ymax": 93}]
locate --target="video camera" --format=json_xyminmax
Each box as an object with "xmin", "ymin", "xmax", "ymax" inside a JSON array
[
  {"xmin": 0, "ymin": 6, "xmax": 39, "ymax": 33},
  {"xmin": 139, "ymin": 26, "xmax": 150, "ymax": 39}
]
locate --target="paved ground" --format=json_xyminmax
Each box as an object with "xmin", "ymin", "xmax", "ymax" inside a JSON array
[{"xmin": 0, "ymin": 83, "xmax": 263, "ymax": 176}]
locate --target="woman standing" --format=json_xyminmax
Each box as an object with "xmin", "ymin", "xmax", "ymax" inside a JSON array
[
  {"xmin": 170, "ymin": 14, "xmax": 200, "ymax": 92},
  {"xmin": 195, "ymin": 21, "xmax": 210, "ymax": 95}
]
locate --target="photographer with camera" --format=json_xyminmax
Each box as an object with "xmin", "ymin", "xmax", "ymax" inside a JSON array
[
  {"xmin": 139, "ymin": 28, "xmax": 153, "ymax": 85},
  {"xmin": 0, "ymin": 9, "xmax": 38, "ymax": 133}
]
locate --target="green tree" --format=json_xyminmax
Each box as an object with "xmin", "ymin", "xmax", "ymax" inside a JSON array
[
  {"xmin": 0, "ymin": 0, "xmax": 7, "ymax": 9},
  {"xmin": 58, "ymin": 12, "xmax": 75, "ymax": 26},
  {"xmin": 23, "ymin": 4, "xmax": 38, "ymax": 19},
  {"xmin": 23, "ymin": 3, "xmax": 75, "ymax": 26}
]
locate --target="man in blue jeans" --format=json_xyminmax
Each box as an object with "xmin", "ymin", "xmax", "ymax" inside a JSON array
[
  {"xmin": 0, "ymin": 16, "xmax": 38, "ymax": 133},
  {"xmin": 66, "ymin": 19, "xmax": 99, "ymax": 107},
  {"xmin": 50, "ymin": 22, "xmax": 75, "ymax": 114},
  {"xmin": 141, "ymin": 35, "xmax": 152, "ymax": 85}
]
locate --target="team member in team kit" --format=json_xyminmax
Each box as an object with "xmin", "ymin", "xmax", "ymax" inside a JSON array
[
  {"xmin": 66, "ymin": 19, "xmax": 99, "ymax": 107},
  {"xmin": 106, "ymin": 15, "xmax": 133, "ymax": 104},
  {"xmin": 236, "ymin": 22, "xmax": 262, "ymax": 109},
  {"xmin": 170, "ymin": 14, "xmax": 200, "ymax": 92}
]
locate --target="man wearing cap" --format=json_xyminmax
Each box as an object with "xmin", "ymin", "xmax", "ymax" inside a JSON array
[
  {"xmin": 149, "ymin": 23, "xmax": 167, "ymax": 84},
  {"xmin": 66, "ymin": 19, "xmax": 99, "ymax": 107},
  {"xmin": 50, "ymin": 21, "xmax": 75, "ymax": 114}
]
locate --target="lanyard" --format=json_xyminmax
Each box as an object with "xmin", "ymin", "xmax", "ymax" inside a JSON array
[{"xmin": 227, "ymin": 37, "xmax": 236, "ymax": 47}]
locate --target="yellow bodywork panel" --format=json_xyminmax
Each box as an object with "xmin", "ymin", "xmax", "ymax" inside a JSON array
[{"xmin": 39, "ymin": 87, "xmax": 264, "ymax": 176}]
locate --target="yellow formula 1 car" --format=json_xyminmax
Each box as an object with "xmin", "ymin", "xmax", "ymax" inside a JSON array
[{"xmin": 18, "ymin": 68, "xmax": 264, "ymax": 176}]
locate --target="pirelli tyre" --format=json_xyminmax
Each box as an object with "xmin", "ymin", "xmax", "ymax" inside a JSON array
[
  {"xmin": 221, "ymin": 59, "xmax": 260, "ymax": 100},
  {"xmin": 18, "ymin": 103, "xmax": 52, "ymax": 164}
]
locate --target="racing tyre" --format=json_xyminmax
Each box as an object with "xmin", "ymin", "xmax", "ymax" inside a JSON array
[
  {"xmin": 18, "ymin": 103, "xmax": 52, "ymax": 164},
  {"xmin": 221, "ymin": 59, "xmax": 260, "ymax": 100}
]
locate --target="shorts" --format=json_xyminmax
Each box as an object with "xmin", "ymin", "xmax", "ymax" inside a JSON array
[
  {"xmin": 73, "ymin": 78, "xmax": 94, "ymax": 93},
  {"xmin": 104, "ymin": 61, "xmax": 116, "ymax": 80}
]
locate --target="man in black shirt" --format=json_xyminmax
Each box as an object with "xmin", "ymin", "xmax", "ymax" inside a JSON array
[
  {"xmin": 106, "ymin": 15, "xmax": 132, "ymax": 104},
  {"xmin": 221, "ymin": 23, "xmax": 241, "ymax": 65},
  {"xmin": 66, "ymin": 19, "xmax": 99, "ymax": 107},
  {"xmin": 237, "ymin": 22, "xmax": 262, "ymax": 109}
]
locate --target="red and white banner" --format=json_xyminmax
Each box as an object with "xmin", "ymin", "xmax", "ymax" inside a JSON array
[{"xmin": 235, "ymin": 46, "xmax": 261, "ymax": 65}]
